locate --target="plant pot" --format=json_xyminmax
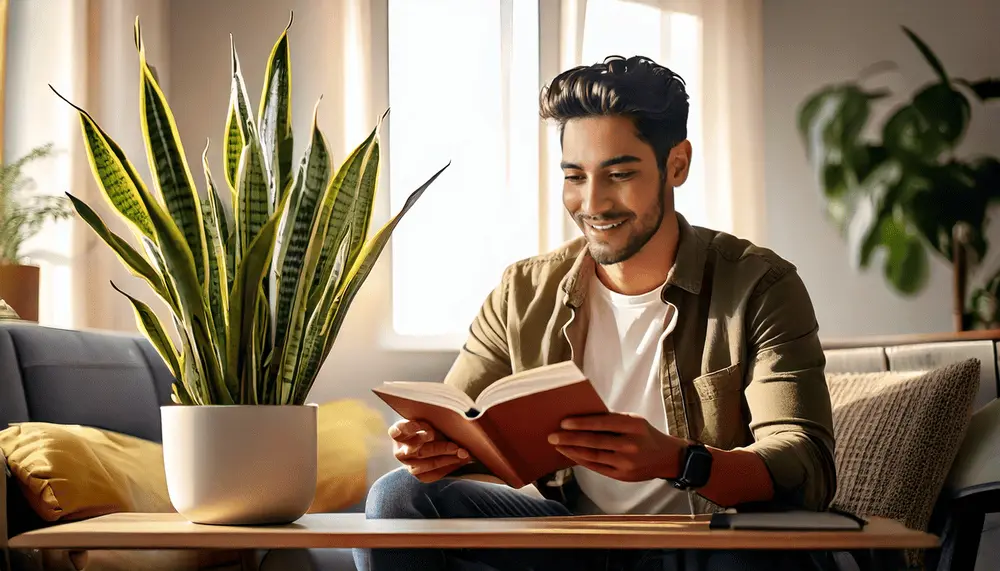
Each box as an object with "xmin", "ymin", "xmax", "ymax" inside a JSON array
[
  {"xmin": 161, "ymin": 404, "xmax": 317, "ymax": 525},
  {"xmin": 0, "ymin": 263, "xmax": 39, "ymax": 322}
]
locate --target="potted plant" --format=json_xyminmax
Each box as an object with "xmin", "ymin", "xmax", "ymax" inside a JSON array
[
  {"xmin": 0, "ymin": 143, "xmax": 73, "ymax": 322},
  {"xmin": 51, "ymin": 15, "xmax": 447, "ymax": 525},
  {"xmin": 797, "ymin": 26, "xmax": 999, "ymax": 331}
]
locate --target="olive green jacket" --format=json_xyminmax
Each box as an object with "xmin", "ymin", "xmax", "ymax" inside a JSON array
[{"xmin": 443, "ymin": 213, "xmax": 837, "ymax": 514}]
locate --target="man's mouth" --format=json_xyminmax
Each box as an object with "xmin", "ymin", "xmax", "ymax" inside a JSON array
[{"xmin": 584, "ymin": 219, "xmax": 627, "ymax": 231}]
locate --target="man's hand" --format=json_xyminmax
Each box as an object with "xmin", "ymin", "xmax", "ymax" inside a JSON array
[
  {"xmin": 548, "ymin": 412, "xmax": 684, "ymax": 482},
  {"xmin": 389, "ymin": 419, "xmax": 471, "ymax": 483}
]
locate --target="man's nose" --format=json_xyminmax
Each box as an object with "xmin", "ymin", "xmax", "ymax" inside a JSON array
[{"xmin": 579, "ymin": 179, "xmax": 614, "ymax": 215}]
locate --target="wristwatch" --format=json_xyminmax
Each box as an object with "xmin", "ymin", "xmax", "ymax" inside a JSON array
[{"xmin": 671, "ymin": 443, "xmax": 713, "ymax": 490}]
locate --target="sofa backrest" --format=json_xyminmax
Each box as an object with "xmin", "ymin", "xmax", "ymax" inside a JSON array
[
  {"xmin": 0, "ymin": 322, "xmax": 174, "ymax": 442},
  {"xmin": 824, "ymin": 335, "xmax": 1000, "ymax": 412}
]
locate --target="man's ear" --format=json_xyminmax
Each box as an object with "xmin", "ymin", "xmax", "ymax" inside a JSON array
[{"xmin": 665, "ymin": 140, "xmax": 692, "ymax": 187}]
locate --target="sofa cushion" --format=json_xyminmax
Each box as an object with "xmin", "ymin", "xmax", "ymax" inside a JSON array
[
  {"xmin": 826, "ymin": 359, "xmax": 980, "ymax": 566},
  {"xmin": 0, "ymin": 422, "xmax": 172, "ymax": 522}
]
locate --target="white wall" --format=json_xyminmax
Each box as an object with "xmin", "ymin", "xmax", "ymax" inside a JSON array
[
  {"xmin": 166, "ymin": 0, "xmax": 457, "ymax": 411},
  {"xmin": 763, "ymin": 0, "xmax": 1000, "ymax": 338}
]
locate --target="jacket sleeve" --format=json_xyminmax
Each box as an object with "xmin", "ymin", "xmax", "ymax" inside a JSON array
[
  {"xmin": 443, "ymin": 265, "xmax": 514, "ymax": 400},
  {"xmin": 740, "ymin": 267, "xmax": 837, "ymax": 511}
]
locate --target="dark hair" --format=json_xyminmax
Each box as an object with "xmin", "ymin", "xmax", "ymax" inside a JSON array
[{"xmin": 539, "ymin": 55, "xmax": 689, "ymax": 174}]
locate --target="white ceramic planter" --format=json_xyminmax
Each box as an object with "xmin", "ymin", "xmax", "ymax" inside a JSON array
[{"xmin": 161, "ymin": 404, "xmax": 317, "ymax": 525}]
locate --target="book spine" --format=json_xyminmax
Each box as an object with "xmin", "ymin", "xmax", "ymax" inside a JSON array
[{"xmin": 475, "ymin": 416, "xmax": 528, "ymax": 488}]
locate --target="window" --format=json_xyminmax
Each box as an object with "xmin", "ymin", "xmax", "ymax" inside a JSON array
[{"xmin": 386, "ymin": 0, "xmax": 707, "ymax": 348}]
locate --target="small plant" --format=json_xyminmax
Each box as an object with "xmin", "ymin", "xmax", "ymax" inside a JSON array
[
  {"xmin": 0, "ymin": 143, "xmax": 73, "ymax": 264},
  {"xmin": 52, "ymin": 15, "xmax": 447, "ymax": 405},
  {"xmin": 798, "ymin": 26, "xmax": 999, "ymax": 330}
]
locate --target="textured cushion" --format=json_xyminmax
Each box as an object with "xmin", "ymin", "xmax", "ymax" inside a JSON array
[{"xmin": 826, "ymin": 359, "xmax": 980, "ymax": 565}]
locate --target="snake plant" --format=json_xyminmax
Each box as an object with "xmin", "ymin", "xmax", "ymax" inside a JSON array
[{"xmin": 51, "ymin": 15, "xmax": 447, "ymax": 405}]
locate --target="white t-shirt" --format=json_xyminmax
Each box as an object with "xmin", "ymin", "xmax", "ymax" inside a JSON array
[{"xmin": 571, "ymin": 272, "xmax": 690, "ymax": 515}]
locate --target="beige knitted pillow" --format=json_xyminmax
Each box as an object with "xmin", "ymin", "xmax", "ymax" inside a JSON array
[{"xmin": 826, "ymin": 358, "xmax": 980, "ymax": 533}]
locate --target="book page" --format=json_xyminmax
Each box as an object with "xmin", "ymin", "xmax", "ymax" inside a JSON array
[
  {"xmin": 372, "ymin": 382, "xmax": 476, "ymax": 416},
  {"xmin": 475, "ymin": 361, "xmax": 587, "ymax": 412}
]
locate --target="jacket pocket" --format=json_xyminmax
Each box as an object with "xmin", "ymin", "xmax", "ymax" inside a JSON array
[{"xmin": 687, "ymin": 363, "xmax": 744, "ymax": 449}]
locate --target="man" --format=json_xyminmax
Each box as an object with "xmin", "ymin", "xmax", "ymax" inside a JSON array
[{"xmin": 354, "ymin": 55, "xmax": 838, "ymax": 571}]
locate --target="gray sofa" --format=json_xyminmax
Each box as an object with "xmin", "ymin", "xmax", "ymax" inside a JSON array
[{"xmin": 2, "ymin": 321, "xmax": 1000, "ymax": 570}]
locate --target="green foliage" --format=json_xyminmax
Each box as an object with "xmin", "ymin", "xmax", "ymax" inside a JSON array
[
  {"xmin": 0, "ymin": 143, "xmax": 73, "ymax": 264},
  {"xmin": 54, "ymin": 14, "xmax": 448, "ymax": 405},
  {"xmin": 798, "ymin": 26, "xmax": 999, "ymax": 305}
]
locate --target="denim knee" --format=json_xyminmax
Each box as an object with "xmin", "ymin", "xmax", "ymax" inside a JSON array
[{"xmin": 365, "ymin": 467, "xmax": 433, "ymax": 519}]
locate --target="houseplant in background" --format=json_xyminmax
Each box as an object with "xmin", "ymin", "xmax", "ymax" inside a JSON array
[
  {"xmin": 798, "ymin": 26, "xmax": 999, "ymax": 331},
  {"xmin": 51, "ymin": 14, "xmax": 447, "ymax": 525},
  {"xmin": 0, "ymin": 143, "xmax": 73, "ymax": 322}
]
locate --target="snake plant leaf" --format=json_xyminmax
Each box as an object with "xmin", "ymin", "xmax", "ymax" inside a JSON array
[
  {"xmin": 273, "ymin": 100, "xmax": 330, "ymax": 362},
  {"xmin": 171, "ymin": 381, "xmax": 193, "ymax": 405},
  {"xmin": 202, "ymin": 141, "xmax": 230, "ymax": 370},
  {"xmin": 258, "ymin": 13, "xmax": 294, "ymax": 205},
  {"xmin": 224, "ymin": 35, "xmax": 255, "ymax": 195},
  {"xmin": 135, "ymin": 160, "xmax": 231, "ymax": 405},
  {"xmin": 177, "ymin": 324, "xmax": 209, "ymax": 405},
  {"xmin": 227, "ymin": 191, "xmax": 288, "ymax": 399},
  {"xmin": 49, "ymin": 86, "xmax": 156, "ymax": 242},
  {"xmin": 236, "ymin": 123, "xmax": 270, "ymax": 260},
  {"xmin": 110, "ymin": 280, "xmax": 181, "ymax": 380},
  {"xmin": 66, "ymin": 193, "xmax": 173, "ymax": 309},
  {"xmin": 345, "ymin": 131, "xmax": 381, "ymax": 269},
  {"xmin": 957, "ymin": 78, "xmax": 1000, "ymax": 102},
  {"xmin": 307, "ymin": 125, "xmax": 379, "ymax": 314},
  {"xmin": 135, "ymin": 18, "xmax": 209, "ymax": 290},
  {"xmin": 141, "ymin": 236, "xmax": 180, "ymax": 316},
  {"xmin": 901, "ymin": 26, "xmax": 948, "ymax": 85},
  {"xmin": 293, "ymin": 163, "xmax": 449, "ymax": 401}
]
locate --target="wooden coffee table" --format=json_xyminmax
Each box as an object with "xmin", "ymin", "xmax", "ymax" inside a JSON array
[{"xmin": 9, "ymin": 512, "xmax": 936, "ymax": 553}]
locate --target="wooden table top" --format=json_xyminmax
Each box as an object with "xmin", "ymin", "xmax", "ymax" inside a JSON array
[{"xmin": 8, "ymin": 512, "xmax": 938, "ymax": 551}]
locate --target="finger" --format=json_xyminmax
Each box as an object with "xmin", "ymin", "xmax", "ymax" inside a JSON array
[
  {"xmin": 414, "ymin": 441, "xmax": 469, "ymax": 460},
  {"xmin": 406, "ymin": 453, "xmax": 470, "ymax": 476},
  {"xmin": 548, "ymin": 431, "xmax": 637, "ymax": 453},
  {"xmin": 569, "ymin": 457, "xmax": 621, "ymax": 480},
  {"xmin": 554, "ymin": 445, "xmax": 620, "ymax": 468},
  {"xmin": 390, "ymin": 420, "xmax": 438, "ymax": 442},
  {"xmin": 560, "ymin": 413, "xmax": 644, "ymax": 434}
]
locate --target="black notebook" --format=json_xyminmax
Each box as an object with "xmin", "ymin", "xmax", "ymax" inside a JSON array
[{"xmin": 709, "ymin": 509, "xmax": 866, "ymax": 531}]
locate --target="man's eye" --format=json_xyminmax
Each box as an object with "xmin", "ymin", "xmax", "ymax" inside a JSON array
[
  {"xmin": 563, "ymin": 174, "xmax": 585, "ymax": 182},
  {"xmin": 610, "ymin": 171, "xmax": 636, "ymax": 181}
]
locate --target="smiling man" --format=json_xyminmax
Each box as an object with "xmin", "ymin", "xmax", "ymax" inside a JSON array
[{"xmin": 354, "ymin": 56, "xmax": 838, "ymax": 571}]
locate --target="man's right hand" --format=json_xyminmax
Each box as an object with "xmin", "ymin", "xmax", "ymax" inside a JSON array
[{"xmin": 389, "ymin": 419, "xmax": 471, "ymax": 483}]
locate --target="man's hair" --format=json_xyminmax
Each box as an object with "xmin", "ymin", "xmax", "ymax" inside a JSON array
[{"xmin": 539, "ymin": 55, "xmax": 689, "ymax": 175}]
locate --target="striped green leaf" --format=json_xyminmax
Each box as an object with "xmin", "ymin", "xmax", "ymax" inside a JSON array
[
  {"xmin": 66, "ymin": 193, "xmax": 172, "ymax": 309},
  {"xmin": 227, "ymin": 192, "xmax": 288, "ymax": 398},
  {"xmin": 272, "ymin": 100, "xmax": 330, "ymax": 363},
  {"xmin": 135, "ymin": 19, "xmax": 209, "ymax": 290},
  {"xmin": 202, "ymin": 142, "xmax": 230, "ymax": 377},
  {"xmin": 178, "ymin": 324, "xmax": 208, "ymax": 405},
  {"xmin": 235, "ymin": 124, "xmax": 270, "ymax": 259},
  {"xmin": 142, "ymin": 236, "xmax": 180, "ymax": 317},
  {"xmin": 110, "ymin": 281, "xmax": 181, "ymax": 380},
  {"xmin": 306, "ymin": 125, "xmax": 379, "ymax": 315},
  {"xmin": 171, "ymin": 381, "xmax": 193, "ymax": 405},
  {"xmin": 258, "ymin": 14, "xmax": 294, "ymax": 205},
  {"xmin": 224, "ymin": 36, "xmax": 255, "ymax": 196},
  {"xmin": 342, "ymin": 111, "xmax": 387, "ymax": 268},
  {"xmin": 296, "ymin": 163, "xmax": 448, "ymax": 399},
  {"xmin": 49, "ymin": 87, "xmax": 156, "ymax": 242},
  {"xmin": 135, "ymin": 160, "xmax": 231, "ymax": 405}
]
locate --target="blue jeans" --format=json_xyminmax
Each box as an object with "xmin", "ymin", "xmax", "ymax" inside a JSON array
[{"xmin": 353, "ymin": 468, "xmax": 843, "ymax": 571}]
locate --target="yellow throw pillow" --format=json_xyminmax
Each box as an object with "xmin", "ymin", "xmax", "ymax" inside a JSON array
[
  {"xmin": 310, "ymin": 398, "xmax": 388, "ymax": 513},
  {"xmin": 0, "ymin": 423, "xmax": 173, "ymax": 522},
  {"xmin": 0, "ymin": 399, "xmax": 386, "ymax": 523}
]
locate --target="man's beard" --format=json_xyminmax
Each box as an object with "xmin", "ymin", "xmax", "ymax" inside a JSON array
[{"xmin": 581, "ymin": 191, "xmax": 666, "ymax": 265}]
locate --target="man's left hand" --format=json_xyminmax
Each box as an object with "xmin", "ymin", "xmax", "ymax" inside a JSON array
[{"xmin": 548, "ymin": 413, "xmax": 685, "ymax": 482}]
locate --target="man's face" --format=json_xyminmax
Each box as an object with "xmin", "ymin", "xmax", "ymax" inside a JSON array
[{"xmin": 560, "ymin": 116, "xmax": 668, "ymax": 265}]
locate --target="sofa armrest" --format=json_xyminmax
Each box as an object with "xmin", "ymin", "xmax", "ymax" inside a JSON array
[{"xmin": 948, "ymin": 398, "xmax": 1000, "ymax": 492}]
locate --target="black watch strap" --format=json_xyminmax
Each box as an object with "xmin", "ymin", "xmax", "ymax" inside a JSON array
[{"xmin": 672, "ymin": 443, "xmax": 713, "ymax": 490}]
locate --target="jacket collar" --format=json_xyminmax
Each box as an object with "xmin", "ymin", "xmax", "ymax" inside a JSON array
[{"xmin": 560, "ymin": 212, "xmax": 707, "ymax": 308}]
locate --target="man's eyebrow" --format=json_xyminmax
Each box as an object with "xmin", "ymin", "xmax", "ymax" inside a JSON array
[{"xmin": 559, "ymin": 155, "xmax": 643, "ymax": 170}]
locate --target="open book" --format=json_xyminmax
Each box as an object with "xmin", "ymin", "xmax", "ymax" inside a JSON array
[{"xmin": 372, "ymin": 361, "xmax": 608, "ymax": 488}]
